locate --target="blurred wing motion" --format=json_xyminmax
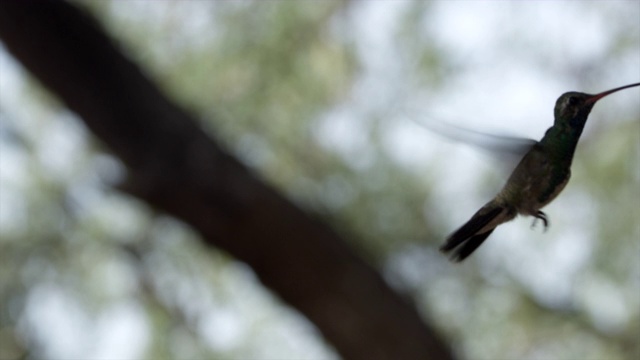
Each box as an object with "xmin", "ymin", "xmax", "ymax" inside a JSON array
[{"xmin": 415, "ymin": 119, "xmax": 538, "ymax": 166}]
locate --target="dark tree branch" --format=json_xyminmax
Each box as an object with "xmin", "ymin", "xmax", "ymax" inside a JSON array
[{"xmin": 0, "ymin": 2, "xmax": 453, "ymax": 359}]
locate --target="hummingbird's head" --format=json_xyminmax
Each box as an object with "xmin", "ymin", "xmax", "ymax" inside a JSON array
[
  {"xmin": 554, "ymin": 83, "xmax": 640, "ymax": 130},
  {"xmin": 553, "ymin": 92, "xmax": 595, "ymax": 130}
]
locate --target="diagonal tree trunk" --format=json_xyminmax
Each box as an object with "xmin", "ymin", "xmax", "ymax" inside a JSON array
[{"xmin": 0, "ymin": 2, "xmax": 453, "ymax": 359}]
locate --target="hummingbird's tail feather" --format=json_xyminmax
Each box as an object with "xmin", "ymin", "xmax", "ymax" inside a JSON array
[
  {"xmin": 440, "ymin": 203, "xmax": 515, "ymax": 261},
  {"xmin": 449, "ymin": 229, "xmax": 495, "ymax": 262},
  {"xmin": 440, "ymin": 205, "xmax": 503, "ymax": 252}
]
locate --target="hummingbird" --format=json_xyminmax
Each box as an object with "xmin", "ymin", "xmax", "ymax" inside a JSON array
[{"xmin": 440, "ymin": 82, "xmax": 640, "ymax": 262}]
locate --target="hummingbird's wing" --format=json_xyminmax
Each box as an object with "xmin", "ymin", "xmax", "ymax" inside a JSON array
[
  {"xmin": 419, "ymin": 119, "xmax": 538, "ymax": 159},
  {"xmin": 414, "ymin": 119, "xmax": 538, "ymax": 174}
]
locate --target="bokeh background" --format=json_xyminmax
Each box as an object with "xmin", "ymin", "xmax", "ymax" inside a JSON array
[{"xmin": 1, "ymin": 1, "xmax": 639, "ymax": 359}]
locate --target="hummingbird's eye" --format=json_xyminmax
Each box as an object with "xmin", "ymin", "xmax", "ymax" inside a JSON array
[{"xmin": 568, "ymin": 96, "xmax": 579, "ymax": 106}]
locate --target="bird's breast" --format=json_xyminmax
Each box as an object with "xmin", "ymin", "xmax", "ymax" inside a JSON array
[{"xmin": 499, "ymin": 149, "xmax": 572, "ymax": 215}]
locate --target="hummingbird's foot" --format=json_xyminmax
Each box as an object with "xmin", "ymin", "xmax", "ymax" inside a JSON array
[{"xmin": 530, "ymin": 211, "xmax": 549, "ymax": 232}]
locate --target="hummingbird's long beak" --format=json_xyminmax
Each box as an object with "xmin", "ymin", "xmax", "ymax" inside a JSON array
[{"xmin": 586, "ymin": 82, "xmax": 640, "ymax": 104}]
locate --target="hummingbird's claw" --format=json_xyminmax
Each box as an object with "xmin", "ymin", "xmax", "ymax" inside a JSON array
[{"xmin": 530, "ymin": 211, "xmax": 549, "ymax": 232}]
